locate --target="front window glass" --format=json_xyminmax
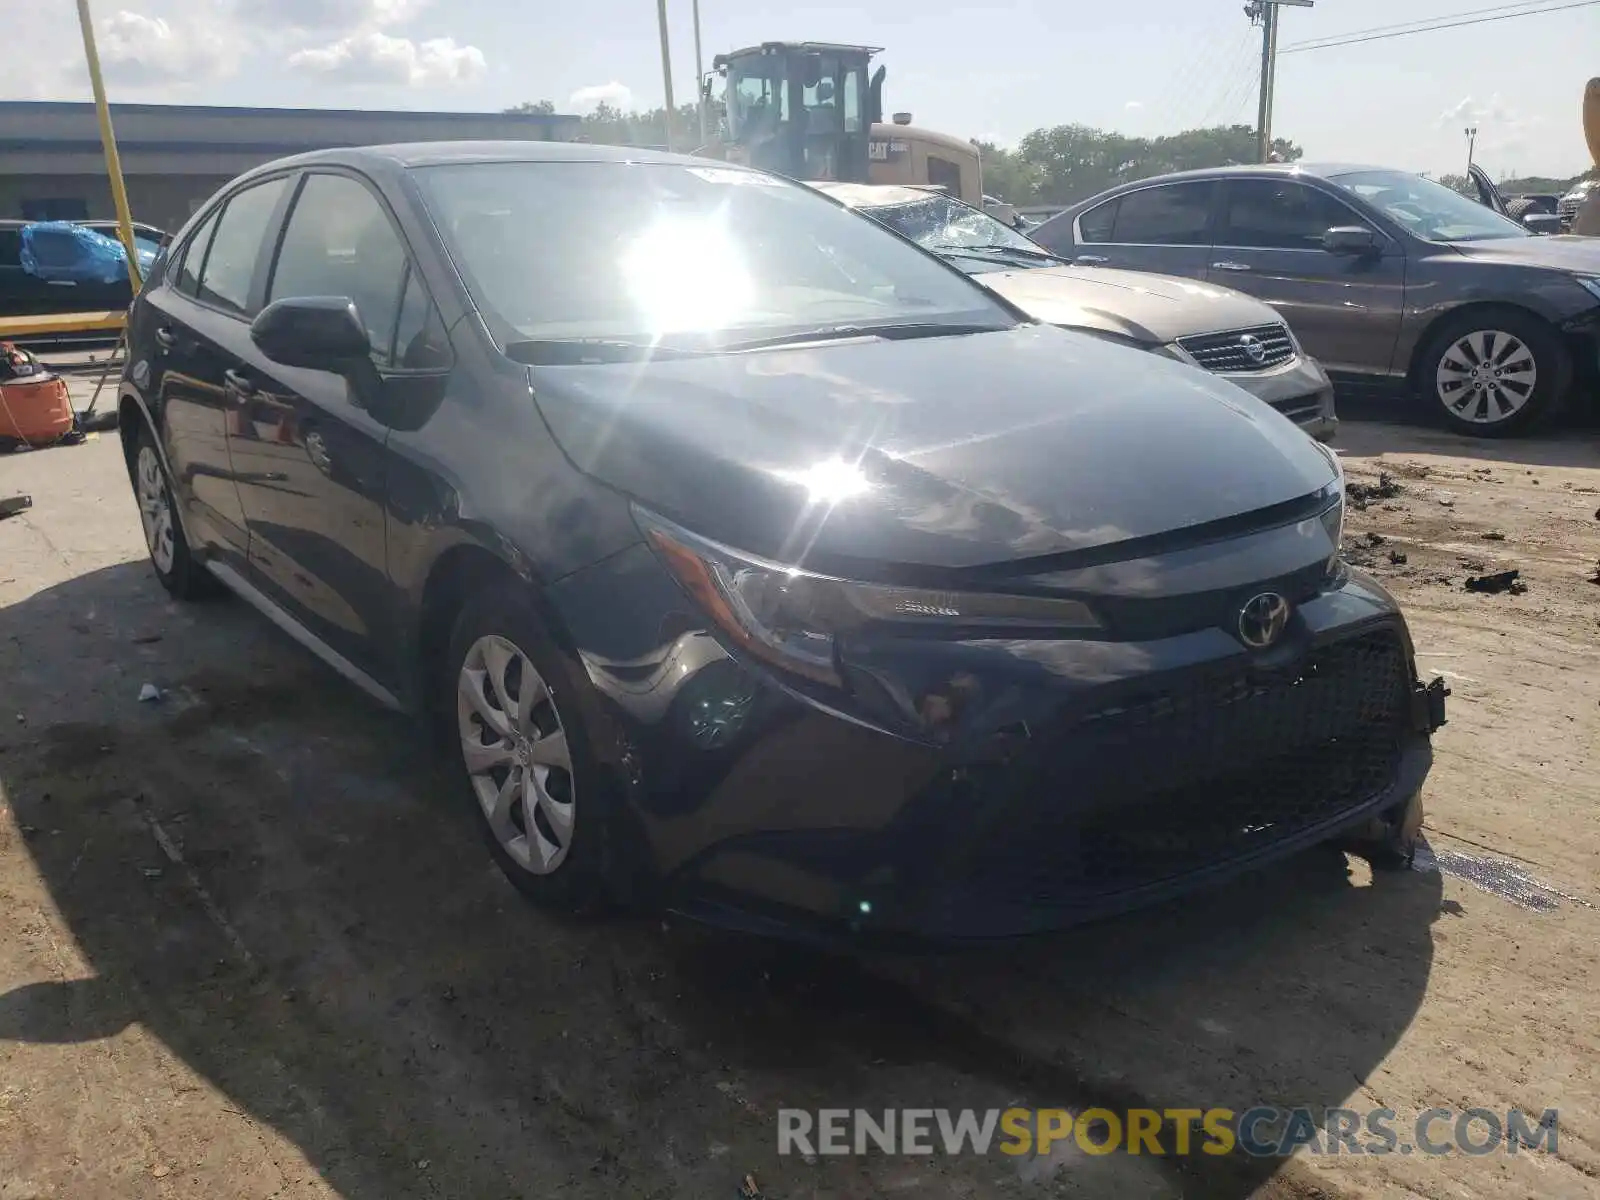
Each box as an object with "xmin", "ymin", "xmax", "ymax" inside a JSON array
[
  {"xmin": 414, "ymin": 161, "xmax": 1015, "ymax": 354},
  {"xmin": 724, "ymin": 57, "xmax": 788, "ymax": 141},
  {"xmin": 1332, "ymin": 169, "xmax": 1530, "ymax": 242},
  {"xmin": 1220, "ymin": 180, "xmax": 1364, "ymax": 250}
]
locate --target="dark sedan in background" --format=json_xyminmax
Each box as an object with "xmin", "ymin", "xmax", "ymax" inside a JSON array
[
  {"xmin": 118, "ymin": 143, "xmax": 1443, "ymax": 941},
  {"xmin": 1031, "ymin": 164, "xmax": 1600, "ymax": 437}
]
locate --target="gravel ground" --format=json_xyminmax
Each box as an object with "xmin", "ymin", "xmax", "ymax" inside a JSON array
[{"xmin": 1, "ymin": 390, "xmax": 1596, "ymax": 1200}]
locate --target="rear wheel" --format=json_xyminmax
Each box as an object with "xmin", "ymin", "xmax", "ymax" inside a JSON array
[
  {"xmin": 132, "ymin": 424, "xmax": 216, "ymax": 599},
  {"xmin": 1418, "ymin": 309, "xmax": 1568, "ymax": 437}
]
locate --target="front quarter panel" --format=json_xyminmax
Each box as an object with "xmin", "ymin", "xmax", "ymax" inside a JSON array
[{"xmin": 1394, "ymin": 246, "xmax": 1599, "ymax": 372}]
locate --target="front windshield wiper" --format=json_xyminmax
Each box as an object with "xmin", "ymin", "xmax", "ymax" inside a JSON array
[
  {"xmin": 503, "ymin": 338, "xmax": 712, "ymax": 365},
  {"xmin": 720, "ymin": 322, "xmax": 1010, "ymax": 352},
  {"xmin": 925, "ymin": 243, "xmax": 1072, "ymax": 267}
]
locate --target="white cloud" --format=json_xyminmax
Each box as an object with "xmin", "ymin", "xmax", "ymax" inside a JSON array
[
  {"xmin": 230, "ymin": 0, "xmax": 425, "ymax": 31},
  {"xmin": 287, "ymin": 31, "xmax": 486, "ymax": 85},
  {"xmin": 96, "ymin": 10, "xmax": 236, "ymax": 84},
  {"xmin": 568, "ymin": 81, "xmax": 633, "ymax": 113},
  {"xmin": 1124, "ymin": 100, "xmax": 1142, "ymax": 110}
]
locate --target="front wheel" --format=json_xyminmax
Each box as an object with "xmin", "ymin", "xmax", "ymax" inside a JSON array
[
  {"xmin": 1419, "ymin": 310, "xmax": 1569, "ymax": 437},
  {"xmin": 1337, "ymin": 788, "xmax": 1425, "ymax": 872},
  {"xmin": 444, "ymin": 586, "xmax": 614, "ymax": 913}
]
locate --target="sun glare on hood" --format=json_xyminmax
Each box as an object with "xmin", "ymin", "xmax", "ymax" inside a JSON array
[
  {"xmin": 776, "ymin": 457, "xmax": 873, "ymax": 504},
  {"xmin": 623, "ymin": 216, "xmax": 755, "ymax": 334}
]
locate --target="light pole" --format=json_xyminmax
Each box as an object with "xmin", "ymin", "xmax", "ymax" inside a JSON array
[
  {"xmin": 656, "ymin": 0, "xmax": 676, "ymax": 152},
  {"xmin": 1464, "ymin": 126, "xmax": 1478, "ymax": 175}
]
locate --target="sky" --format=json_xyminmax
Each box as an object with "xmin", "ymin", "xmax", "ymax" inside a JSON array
[{"xmin": 9, "ymin": 0, "xmax": 1599, "ymax": 180}]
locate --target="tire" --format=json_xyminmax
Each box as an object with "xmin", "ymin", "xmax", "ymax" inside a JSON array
[
  {"xmin": 1504, "ymin": 196, "xmax": 1535, "ymax": 221},
  {"xmin": 1336, "ymin": 788, "xmax": 1424, "ymax": 872},
  {"xmin": 443, "ymin": 584, "xmax": 614, "ymax": 914},
  {"xmin": 131, "ymin": 423, "xmax": 216, "ymax": 599},
  {"xmin": 1417, "ymin": 309, "xmax": 1569, "ymax": 438}
]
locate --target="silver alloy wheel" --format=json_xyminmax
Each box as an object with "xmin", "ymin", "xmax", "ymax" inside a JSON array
[
  {"xmin": 1435, "ymin": 329, "xmax": 1538, "ymax": 425},
  {"xmin": 457, "ymin": 634, "xmax": 575, "ymax": 875},
  {"xmin": 135, "ymin": 445, "xmax": 176, "ymax": 574}
]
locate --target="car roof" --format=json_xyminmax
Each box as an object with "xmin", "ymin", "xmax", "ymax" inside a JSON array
[
  {"xmin": 810, "ymin": 181, "xmax": 956, "ymax": 209},
  {"xmin": 1084, "ymin": 162, "xmax": 1397, "ymax": 191}
]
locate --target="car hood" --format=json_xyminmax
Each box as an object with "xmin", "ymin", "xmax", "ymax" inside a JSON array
[
  {"xmin": 973, "ymin": 265, "xmax": 1281, "ymax": 344},
  {"xmin": 1449, "ymin": 236, "xmax": 1600, "ymax": 272},
  {"xmin": 529, "ymin": 324, "xmax": 1335, "ymax": 574}
]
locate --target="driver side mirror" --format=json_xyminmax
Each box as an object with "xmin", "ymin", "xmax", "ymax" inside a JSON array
[
  {"xmin": 1323, "ymin": 226, "xmax": 1379, "ymax": 256},
  {"xmin": 250, "ymin": 296, "xmax": 371, "ymax": 370}
]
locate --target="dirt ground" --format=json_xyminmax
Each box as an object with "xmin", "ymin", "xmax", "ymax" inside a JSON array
[{"xmin": 1, "ymin": 385, "xmax": 1597, "ymax": 1200}]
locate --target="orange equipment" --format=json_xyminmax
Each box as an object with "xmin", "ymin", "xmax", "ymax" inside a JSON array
[{"xmin": 0, "ymin": 343, "xmax": 75, "ymax": 448}]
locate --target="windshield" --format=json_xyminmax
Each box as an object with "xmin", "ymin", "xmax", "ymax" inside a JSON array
[
  {"xmin": 1330, "ymin": 169, "xmax": 1530, "ymax": 243},
  {"xmin": 869, "ymin": 195, "xmax": 1038, "ymax": 253},
  {"xmin": 413, "ymin": 161, "xmax": 1015, "ymax": 352}
]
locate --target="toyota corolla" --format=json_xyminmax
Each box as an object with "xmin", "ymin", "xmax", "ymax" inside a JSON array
[{"xmin": 118, "ymin": 143, "xmax": 1446, "ymax": 940}]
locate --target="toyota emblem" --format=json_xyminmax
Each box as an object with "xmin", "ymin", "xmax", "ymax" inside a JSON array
[
  {"xmin": 1238, "ymin": 333, "xmax": 1268, "ymax": 365},
  {"xmin": 1238, "ymin": 592, "xmax": 1290, "ymax": 649}
]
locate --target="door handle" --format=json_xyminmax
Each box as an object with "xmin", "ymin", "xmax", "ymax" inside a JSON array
[
  {"xmin": 223, "ymin": 369, "xmax": 256, "ymax": 401},
  {"xmin": 1211, "ymin": 261, "xmax": 1253, "ymax": 272},
  {"xmin": 154, "ymin": 326, "xmax": 176, "ymax": 349},
  {"xmin": 1075, "ymin": 254, "xmax": 1109, "ymax": 265}
]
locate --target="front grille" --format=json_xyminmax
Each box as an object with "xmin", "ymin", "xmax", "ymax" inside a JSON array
[
  {"xmin": 1178, "ymin": 323, "xmax": 1295, "ymax": 373},
  {"xmin": 1558, "ymin": 197, "xmax": 1582, "ymax": 223},
  {"xmin": 961, "ymin": 629, "xmax": 1410, "ymax": 905}
]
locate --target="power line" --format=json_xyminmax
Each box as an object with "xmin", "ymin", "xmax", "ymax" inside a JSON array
[
  {"xmin": 1282, "ymin": 0, "xmax": 1564, "ymax": 47},
  {"xmin": 1281, "ymin": 0, "xmax": 1600, "ymax": 53}
]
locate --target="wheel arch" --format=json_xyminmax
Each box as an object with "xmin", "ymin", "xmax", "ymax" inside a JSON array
[{"xmin": 1404, "ymin": 301, "xmax": 1565, "ymax": 392}]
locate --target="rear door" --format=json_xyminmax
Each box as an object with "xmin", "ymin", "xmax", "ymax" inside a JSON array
[
  {"xmin": 143, "ymin": 176, "xmax": 293, "ymax": 569},
  {"xmin": 1208, "ymin": 178, "xmax": 1406, "ymax": 375},
  {"xmin": 226, "ymin": 169, "xmax": 430, "ymax": 690},
  {"xmin": 1058, "ymin": 180, "xmax": 1218, "ymax": 278}
]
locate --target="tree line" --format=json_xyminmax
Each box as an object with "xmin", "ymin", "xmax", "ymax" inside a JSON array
[{"xmin": 508, "ymin": 99, "xmax": 1596, "ymax": 206}]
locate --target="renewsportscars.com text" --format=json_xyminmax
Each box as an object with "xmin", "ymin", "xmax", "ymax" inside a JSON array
[{"xmin": 778, "ymin": 1106, "xmax": 1559, "ymax": 1158}]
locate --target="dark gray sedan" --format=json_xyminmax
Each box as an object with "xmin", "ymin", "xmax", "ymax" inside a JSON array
[{"xmin": 1031, "ymin": 164, "xmax": 1600, "ymax": 437}]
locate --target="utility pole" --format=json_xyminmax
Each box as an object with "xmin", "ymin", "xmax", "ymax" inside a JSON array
[
  {"xmin": 1247, "ymin": 0, "xmax": 1313, "ymax": 164},
  {"xmin": 692, "ymin": 0, "xmax": 707, "ymax": 146},
  {"xmin": 1464, "ymin": 126, "xmax": 1478, "ymax": 175},
  {"xmin": 656, "ymin": 0, "xmax": 676, "ymax": 152}
]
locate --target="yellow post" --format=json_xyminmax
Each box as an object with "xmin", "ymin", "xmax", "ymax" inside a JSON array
[{"xmin": 73, "ymin": 0, "xmax": 142, "ymax": 293}]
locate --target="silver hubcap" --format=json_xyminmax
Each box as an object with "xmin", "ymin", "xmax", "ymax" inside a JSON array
[
  {"xmin": 457, "ymin": 635, "xmax": 575, "ymax": 875},
  {"xmin": 135, "ymin": 446, "xmax": 176, "ymax": 574},
  {"xmin": 1436, "ymin": 330, "xmax": 1537, "ymax": 425}
]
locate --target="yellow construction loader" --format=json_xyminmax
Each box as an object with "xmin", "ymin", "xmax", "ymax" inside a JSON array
[{"xmin": 700, "ymin": 42, "xmax": 985, "ymax": 208}]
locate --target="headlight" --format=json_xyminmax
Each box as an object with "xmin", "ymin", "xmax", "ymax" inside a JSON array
[
  {"xmin": 637, "ymin": 507, "xmax": 1100, "ymax": 687},
  {"xmin": 1313, "ymin": 441, "xmax": 1346, "ymax": 547},
  {"xmin": 1576, "ymin": 277, "xmax": 1600, "ymax": 304}
]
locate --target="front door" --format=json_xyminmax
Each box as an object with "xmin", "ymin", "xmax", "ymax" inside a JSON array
[
  {"xmin": 226, "ymin": 170, "xmax": 422, "ymax": 691},
  {"xmin": 1208, "ymin": 178, "xmax": 1407, "ymax": 376}
]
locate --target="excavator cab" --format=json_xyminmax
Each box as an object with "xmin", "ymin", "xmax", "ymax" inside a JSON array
[{"xmin": 707, "ymin": 42, "xmax": 885, "ymax": 184}]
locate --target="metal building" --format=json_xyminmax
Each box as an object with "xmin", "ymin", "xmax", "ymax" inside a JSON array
[{"xmin": 0, "ymin": 101, "xmax": 581, "ymax": 234}]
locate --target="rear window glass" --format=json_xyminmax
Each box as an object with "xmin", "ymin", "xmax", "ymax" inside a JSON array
[
  {"xmin": 1111, "ymin": 183, "xmax": 1215, "ymax": 245},
  {"xmin": 1077, "ymin": 201, "xmax": 1117, "ymax": 243}
]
